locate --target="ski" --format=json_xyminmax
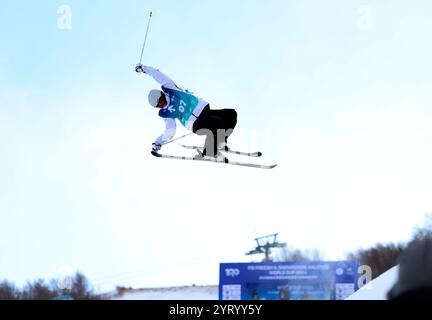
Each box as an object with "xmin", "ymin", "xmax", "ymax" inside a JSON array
[
  {"xmin": 179, "ymin": 144, "xmax": 262, "ymax": 157},
  {"xmin": 151, "ymin": 151, "xmax": 277, "ymax": 170}
]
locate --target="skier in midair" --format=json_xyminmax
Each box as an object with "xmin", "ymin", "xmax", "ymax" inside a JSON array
[{"xmin": 135, "ymin": 64, "xmax": 237, "ymax": 161}]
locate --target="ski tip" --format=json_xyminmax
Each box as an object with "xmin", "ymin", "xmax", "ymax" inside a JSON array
[
  {"xmin": 151, "ymin": 151, "xmax": 162, "ymax": 158},
  {"xmin": 264, "ymin": 164, "xmax": 278, "ymax": 169},
  {"xmin": 257, "ymin": 152, "xmax": 263, "ymax": 157}
]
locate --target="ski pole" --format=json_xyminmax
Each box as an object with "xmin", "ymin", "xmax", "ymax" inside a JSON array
[
  {"xmin": 139, "ymin": 11, "xmax": 153, "ymax": 64},
  {"xmin": 162, "ymin": 133, "xmax": 193, "ymax": 146}
]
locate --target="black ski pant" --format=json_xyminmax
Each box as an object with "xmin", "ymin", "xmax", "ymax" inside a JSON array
[{"xmin": 192, "ymin": 105, "xmax": 237, "ymax": 157}]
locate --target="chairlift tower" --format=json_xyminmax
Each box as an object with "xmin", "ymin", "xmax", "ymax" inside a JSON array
[{"xmin": 246, "ymin": 233, "xmax": 286, "ymax": 262}]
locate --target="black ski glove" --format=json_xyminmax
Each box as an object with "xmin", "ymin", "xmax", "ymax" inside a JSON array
[
  {"xmin": 135, "ymin": 64, "xmax": 146, "ymax": 73},
  {"xmin": 152, "ymin": 143, "xmax": 162, "ymax": 153}
]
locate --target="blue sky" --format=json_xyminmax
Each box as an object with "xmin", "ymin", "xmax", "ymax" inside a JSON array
[{"xmin": 1, "ymin": 0, "xmax": 432, "ymax": 292}]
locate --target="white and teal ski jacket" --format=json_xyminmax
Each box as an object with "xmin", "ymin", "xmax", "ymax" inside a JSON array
[{"xmin": 143, "ymin": 66, "xmax": 208, "ymax": 146}]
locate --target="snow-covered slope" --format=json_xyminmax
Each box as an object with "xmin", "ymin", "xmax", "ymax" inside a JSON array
[
  {"xmin": 346, "ymin": 266, "xmax": 398, "ymax": 300},
  {"xmin": 110, "ymin": 285, "xmax": 218, "ymax": 300},
  {"xmin": 108, "ymin": 266, "xmax": 399, "ymax": 301}
]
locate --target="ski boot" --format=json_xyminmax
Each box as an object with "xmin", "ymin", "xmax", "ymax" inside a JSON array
[{"xmin": 194, "ymin": 149, "xmax": 229, "ymax": 163}]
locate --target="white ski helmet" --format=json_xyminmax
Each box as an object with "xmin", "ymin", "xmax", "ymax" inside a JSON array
[{"xmin": 148, "ymin": 89, "xmax": 163, "ymax": 108}]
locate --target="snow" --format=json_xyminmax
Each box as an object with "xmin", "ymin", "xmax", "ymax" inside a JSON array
[
  {"xmin": 108, "ymin": 266, "xmax": 400, "ymax": 300},
  {"xmin": 346, "ymin": 266, "xmax": 399, "ymax": 300},
  {"xmin": 110, "ymin": 285, "xmax": 218, "ymax": 300}
]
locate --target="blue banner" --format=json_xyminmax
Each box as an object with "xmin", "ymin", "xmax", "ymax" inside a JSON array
[{"xmin": 219, "ymin": 261, "xmax": 358, "ymax": 300}]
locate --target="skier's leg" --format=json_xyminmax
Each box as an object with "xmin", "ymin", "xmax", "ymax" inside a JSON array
[
  {"xmin": 193, "ymin": 113, "xmax": 224, "ymax": 157},
  {"xmin": 220, "ymin": 109, "xmax": 237, "ymax": 128},
  {"xmin": 204, "ymin": 116, "xmax": 224, "ymax": 156},
  {"xmin": 219, "ymin": 109, "xmax": 238, "ymax": 147},
  {"xmin": 228, "ymin": 109, "xmax": 238, "ymax": 130}
]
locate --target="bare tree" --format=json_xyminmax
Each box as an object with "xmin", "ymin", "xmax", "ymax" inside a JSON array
[
  {"xmin": 0, "ymin": 272, "xmax": 100, "ymax": 300},
  {"xmin": 347, "ymin": 243, "xmax": 405, "ymax": 279},
  {"xmin": 22, "ymin": 280, "xmax": 56, "ymax": 300},
  {"xmin": 0, "ymin": 281, "xmax": 20, "ymax": 300},
  {"xmin": 412, "ymin": 213, "xmax": 432, "ymax": 242},
  {"xmin": 70, "ymin": 272, "xmax": 95, "ymax": 300}
]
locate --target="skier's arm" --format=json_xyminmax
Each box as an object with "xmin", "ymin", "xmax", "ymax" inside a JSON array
[
  {"xmin": 143, "ymin": 66, "xmax": 177, "ymax": 89},
  {"xmin": 154, "ymin": 118, "xmax": 176, "ymax": 146}
]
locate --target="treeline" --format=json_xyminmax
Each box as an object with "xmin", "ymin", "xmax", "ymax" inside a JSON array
[
  {"xmin": 0, "ymin": 272, "xmax": 99, "ymax": 300},
  {"xmin": 2, "ymin": 216, "xmax": 431, "ymax": 299},
  {"xmin": 277, "ymin": 214, "xmax": 432, "ymax": 280},
  {"xmin": 349, "ymin": 214, "xmax": 432, "ymax": 279}
]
